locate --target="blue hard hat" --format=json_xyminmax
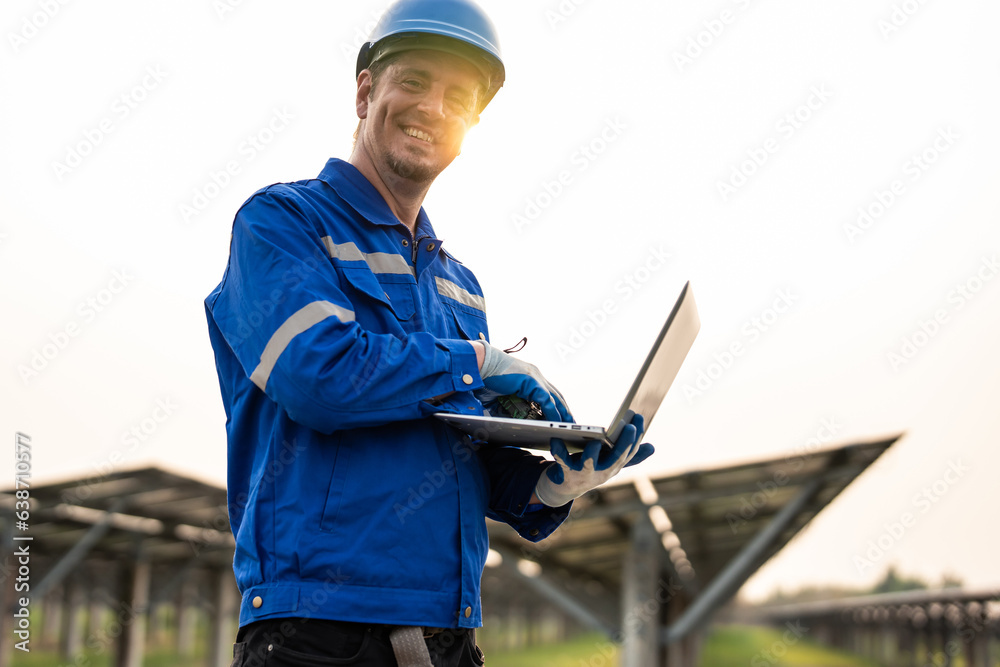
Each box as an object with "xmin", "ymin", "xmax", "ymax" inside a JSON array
[{"xmin": 356, "ymin": 0, "xmax": 505, "ymax": 111}]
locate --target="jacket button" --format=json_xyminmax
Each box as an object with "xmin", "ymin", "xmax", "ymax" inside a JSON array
[
  {"xmin": 462, "ymin": 374, "xmax": 474, "ymax": 385},
  {"xmin": 252, "ymin": 596, "xmax": 262, "ymax": 608},
  {"xmin": 427, "ymin": 243, "xmax": 436, "ymax": 251},
  {"xmin": 530, "ymin": 529, "xmax": 540, "ymax": 537},
  {"xmin": 464, "ymin": 606, "xmax": 472, "ymax": 618},
  {"xmin": 478, "ymin": 332, "xmax": 486, "ymax": 340},
  {"xmin": 402, "ymin": 239, "xmax": 409, "ymax": 247}
]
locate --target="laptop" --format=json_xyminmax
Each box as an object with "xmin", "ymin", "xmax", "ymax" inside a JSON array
[{"xmin": 435, "ymin": 281, "xmax": 700, "ymax": 452}]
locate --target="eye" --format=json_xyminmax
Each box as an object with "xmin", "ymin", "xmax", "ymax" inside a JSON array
[{"xmin": 447, "ymin": 94, "xmax": 473, "ymax": 112}]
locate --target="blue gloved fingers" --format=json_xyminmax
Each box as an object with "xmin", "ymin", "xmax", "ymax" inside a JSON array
[
  {"xmin": 547, "ymin": 384, "xmax": 574, "ymax": 423},
  {"xmin": 527, "ymin": 384, "xmax": 573, "ymax": 423},
  {"xmin": 546, "ymin": 438, "xmax": 571, "ymax": 483},
  {"xmin": 538, "ymin": 394, "xmax": 564, "ymax": 423},
  {"xmin": 549, "ymin": 437, "xmax": 570, "ymax": 465},
  {"xmin": 629, "ymin": 414, "xmax": 645, "ymax": 441},
  {"xmin": 624, "ymin": 442, "xmax": 655, "ymax": 468},
  {"xmin": 521, "ymin": 380, "xmax": 572, "ymax": 423},
  {"xmin": 616, "ymin": 421, "xmax": 640, "ymax": 448},
  {"xmin": 579, "ymin": 439, "xmax": 604, "ymax": 472},
  {"xmin": 538, "ymin": 426, "xmax": 649, "ymax": 508},
  {"xmin": 599, "ymin": 423, "xmax": 637, "ymax": 470},
  {"xmin": 620, "ymin": 414, "xmax": 651, "ymax": 468},
  {"xmin": 505, "ymin": 371, "xmax": 572, "ymax": 423}
]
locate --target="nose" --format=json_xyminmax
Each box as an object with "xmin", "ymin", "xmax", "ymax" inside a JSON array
[{"xmin": 416, "ymin": 83, "xmax": 446, "ymax": 121}]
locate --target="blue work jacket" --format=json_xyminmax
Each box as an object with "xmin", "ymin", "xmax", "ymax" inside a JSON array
[{"xmin": 205, "ymin": 159, "xmax": 571, "ymax": 630}]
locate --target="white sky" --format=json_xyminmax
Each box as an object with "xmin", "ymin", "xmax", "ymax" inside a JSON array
[{"xmin": 2, "ymin": 0, "xmax": 998, "ymax": 603}]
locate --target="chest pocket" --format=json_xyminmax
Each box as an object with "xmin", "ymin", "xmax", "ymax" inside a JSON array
[
  {"xmin": 340, "ymin": 266, "xmax": 416, "ymax": 321},
  {"xmin": 448, "ymin": 303, "xmax": 488, "ymax": 342}
]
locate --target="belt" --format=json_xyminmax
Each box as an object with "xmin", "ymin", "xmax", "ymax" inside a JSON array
[{"xmin": 389, "ymin": 626, "xmax": 433, "ymax": 667}]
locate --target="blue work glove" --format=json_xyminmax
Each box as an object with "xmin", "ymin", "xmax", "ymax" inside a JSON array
[
  {"xmin": 474, "ymin": 342, "xmax": 573, "ymax": 422},
  {"xmin": 534, "ymin": 414, "xmax": 654, "ymax": 507}
]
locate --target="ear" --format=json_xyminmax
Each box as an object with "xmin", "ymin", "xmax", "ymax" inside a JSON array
[{"xmin": 356, "ymin": 70, "xmax": 373, "ymax": 120}]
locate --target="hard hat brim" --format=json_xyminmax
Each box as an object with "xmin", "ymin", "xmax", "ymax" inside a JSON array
[
  {"xmin": 356, "ymin": 0, "xmax": 506, "ymax": 111},
  {"xmin": 369, "ymin": 33, "xmax": 497, "ymax": 84}
]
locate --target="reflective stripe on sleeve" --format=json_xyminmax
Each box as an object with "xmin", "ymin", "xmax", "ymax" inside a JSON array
[
  {"xmin": 249, "ymin": 301, "xmax": 356, "ymax": 390},
  {"xmin": 322, "ymin": 238, "xmax": 414, "ymax": 277},
  {"xmin": 435, "ymin": 277, "xmax": 486, "ymax": 313}
]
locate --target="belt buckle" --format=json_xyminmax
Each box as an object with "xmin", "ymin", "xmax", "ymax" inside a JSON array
[{"xmin": 422, "ymin": 626, "xmax": 445, "ymax": 638}]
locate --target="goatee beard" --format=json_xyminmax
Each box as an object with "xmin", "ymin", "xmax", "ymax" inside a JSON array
[{"xmin": 383, "ymin": 150, "xmax": 436, "ymax": 183}]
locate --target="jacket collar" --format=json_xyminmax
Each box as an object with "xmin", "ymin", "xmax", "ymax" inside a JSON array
[{"xmin": 318, "ymin": 158, "xmax": 435, "ymax": 238}]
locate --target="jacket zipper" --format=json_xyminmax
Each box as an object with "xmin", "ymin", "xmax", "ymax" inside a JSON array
[{"xmin": 412, "ymin": 234, "xmax": 430, "ymax": 266}]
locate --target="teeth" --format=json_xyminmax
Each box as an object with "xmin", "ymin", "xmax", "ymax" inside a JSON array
[{"xmin": 403, "ymin": 127, "xmax": 434, "ymax": 144}]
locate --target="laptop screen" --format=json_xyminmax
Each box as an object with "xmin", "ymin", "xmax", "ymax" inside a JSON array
[{"xmin": 606, "ymin": 282, "xmax": 700, "ymax": 442}]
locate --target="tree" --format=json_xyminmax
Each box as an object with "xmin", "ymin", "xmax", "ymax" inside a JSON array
[{"xmin": 871, "ymin": 565, "xmax": 928, "ymax": 595}]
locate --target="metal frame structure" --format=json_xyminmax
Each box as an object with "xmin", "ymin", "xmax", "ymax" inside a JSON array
[
  {"xmin": 1, "ymin": 434, "xmax": 900, "ymax": 666},
  {"xmin": 485, "ymin": 434, "xmax": 902, "ymax": 666},
  {"xmin": 0, "ymin": 467, "xmax": 236, "ymax": 667},
  {"xmin": 755, "ymin": 588, "xmax": 1000, "ymax": 666}
]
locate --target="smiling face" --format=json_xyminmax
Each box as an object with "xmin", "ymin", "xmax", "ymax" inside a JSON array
[{"xmin": 355, "ymin": 49, "xmax": 484, "ymax": 186}]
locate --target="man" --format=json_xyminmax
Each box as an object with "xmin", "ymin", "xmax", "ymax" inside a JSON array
[{"xmin": 205, "ymin": 1, "xmax": 654, "ymax": 665}]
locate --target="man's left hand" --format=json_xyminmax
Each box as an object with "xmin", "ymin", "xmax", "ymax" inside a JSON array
[{"xmin": 534, "ymin": 414, "xmax": 654, "ymax": 507}]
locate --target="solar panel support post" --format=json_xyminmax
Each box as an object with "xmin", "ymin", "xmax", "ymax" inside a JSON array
[
  {"xmin": 489, "ymin": 544, "xmax": 618, "ymax": 637},
  {"xmin": 208, "ymin": 566, "xmax": 239, "ymax": 667},
  {"xmin": 42, "ymin": 590, "xmax": 63, "ymax": 650},
  {"xmin": 116, "ymin": 541, "xmax": 151, "ymax": 667},
  {"xmin": 59, "ymin": 576, "xmax": 86, "ymax": 660},
  {"xmin": 663, "ymin": 477, "xmax": 823, "ymax": 646},
  {"xmin": 88, "ymin": 586, "xmax": 109, "ymax": 641},
  {"xmin": 621, "ymin": 512, "xmax": 663, "ymax": 667},
  {"xmin": 969, "ymin": 603, "xmax": 991, "ymax": 667},
  {"xmin": 176, "ymin": 575, "xmax": 198, "ymax": 656}
]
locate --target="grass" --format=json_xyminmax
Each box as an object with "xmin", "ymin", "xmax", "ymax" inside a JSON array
[
  {"xmin": 699, "ymin": 625, "xmax": 881, "ymax": 666},
  {"xmin": 10, "ymin": 625, "xmax": 884, "ymax": 667},
  {"xmin": 483, "ymin": 632, "xmax": 620, "ymax": 667},
  {"xmin": 482, "ymin": 625, "xmax": 880, "ymax": 667},
  {"xmin": 4, "ymin": 646, "xmax": 209, "ymax": 667}
]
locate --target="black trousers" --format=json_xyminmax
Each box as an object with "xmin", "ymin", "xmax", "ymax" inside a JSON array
[{"xmin": 231, "ymin": 617, "xmax": 486, "ymax": 667}]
